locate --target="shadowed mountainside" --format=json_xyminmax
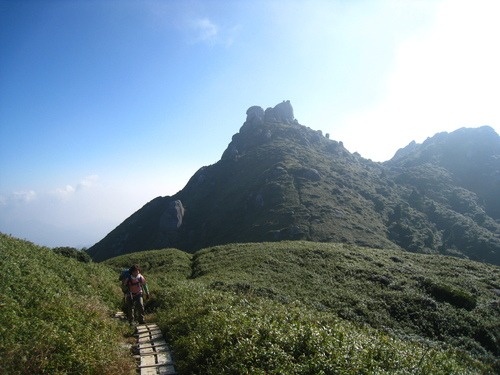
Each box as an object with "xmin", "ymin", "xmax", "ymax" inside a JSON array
[{"xmin": 87, "ymin": 101, "xmax": 500, "ymax": 264}]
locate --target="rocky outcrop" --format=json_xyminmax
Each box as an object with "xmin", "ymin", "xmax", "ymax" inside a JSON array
[
  {"xmin": 264, "ymin": 100, "xmax": 294, "ymax": 123},
  {"xmin": 294, "ymin": 167, "xmax": 321, "ymax": 181},
  {"xmin": 246, "ymin": 106, "xmax": 264, "ymax": 123},
  {"xmin": 160, "ymin": 200, "xmax": 185, "ymax": 230}
]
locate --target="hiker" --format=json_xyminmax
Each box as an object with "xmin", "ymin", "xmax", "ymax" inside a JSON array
[{"xmin": 122, "ymin": 264, "xmax": 150, "ymax": 325}]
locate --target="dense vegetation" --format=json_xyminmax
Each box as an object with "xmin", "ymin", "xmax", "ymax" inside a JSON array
[
  {"xmin": 3, "ymin": 232, "xmax": 499, "ymax": 373},
  {"xmin": 0, "ymin": 234, "xmax": 135, "ymax": 374},
  {"xmin": 52, "ymin": 246, "xmax": 92, "ymax": 263},
  {"xmin": 105, "ymin": 241, "xmax": 499, "ymax": 374}
]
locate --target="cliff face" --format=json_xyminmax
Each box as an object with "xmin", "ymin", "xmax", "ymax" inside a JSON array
[{"xmin": 87, "ymin": 102, "xmax": 500, "ymax": 264}]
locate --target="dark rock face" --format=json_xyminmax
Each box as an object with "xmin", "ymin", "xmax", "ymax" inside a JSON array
[{"xmin": 87, "ymin": 102, "xmax": 500, "ymax": 265}]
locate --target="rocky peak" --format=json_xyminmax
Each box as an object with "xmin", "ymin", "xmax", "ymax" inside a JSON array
[
  {"xmin": 244, "ymin": 101, "xmax": 294, "ymax": 125},
  {"xmin": 265, "ymin": 100, "xmax": 295, "ymax": 123},
  {"xmin": 223, "ymin": 101, "xmax": 299, "ymax": 161}
]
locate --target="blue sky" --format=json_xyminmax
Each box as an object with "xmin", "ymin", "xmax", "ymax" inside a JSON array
[{"xmin": 1, "ymin": 0, "xmax": 499, "ymax": 248}]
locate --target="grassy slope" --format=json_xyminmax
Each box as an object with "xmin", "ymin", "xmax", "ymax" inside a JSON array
[
  {"xmin": 3, "ymin": 233, "xmax": 498, "ymax": 374},
  {"xmin": 192, "ymin": 242, "xmax": 500, "ymax": 357},
  {"xmin": 0, "ymin": 234, "xmax": 135, "ymax": 375},
  {"xmin": 107, "ymin": 241, "xmax": 499, "ymax": 374}
]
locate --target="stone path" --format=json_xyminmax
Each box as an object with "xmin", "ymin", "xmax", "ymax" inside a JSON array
[{"xmin": 114, "ymin": 312, "xmax": 177, "ymax": 374}]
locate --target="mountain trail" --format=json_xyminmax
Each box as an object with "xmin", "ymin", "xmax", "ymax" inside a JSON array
[{"xmin": 115, "ymin": 312, "xmax": 177, "ymax": 374}]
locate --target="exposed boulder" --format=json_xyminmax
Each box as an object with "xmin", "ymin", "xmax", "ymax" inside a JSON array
[
  {"xmin": 294, "ymin": 167, "xmax": 321, "ymax": 181},
  {"xmin": 246, "ymin": 106, "xmax": 264, "ymax": 123},
  {"xmin": 274, "ymin": 100, "xmax": 294, "ymax": 122},
  {"xmin": 160, "ymin": 200, "xmax": 185, "ymax": 231}
]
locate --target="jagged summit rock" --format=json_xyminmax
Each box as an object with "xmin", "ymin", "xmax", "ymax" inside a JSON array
[
  {"xmin": 222, "ymin": 100, "xmax": 332, "ymax": 160},
  {"xmin": 245, "ymin": 101, "xmax": 294, "ymax": 125},
  {"xmin": 225, "ymin": 101, "xmax": 303, "ymax": 160},
  {"xmin": 246, "ymin": 105, "xmax": 264, "ymax": 123},
  {"xmin": 265, "ymin": 100, "xmax": 295, "ymax": 123},
  {"xmin": 87, "ymin": 104, "xmax": 500, "ymax": 265}
]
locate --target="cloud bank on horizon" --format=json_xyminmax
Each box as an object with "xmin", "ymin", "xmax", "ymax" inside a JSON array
[{"xmin": 1, "ymin": 0, "xmax": 499, "ymax": 248}]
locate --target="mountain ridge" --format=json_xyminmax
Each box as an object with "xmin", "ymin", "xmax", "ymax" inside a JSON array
[{"xmin": 87, "ymin": 102, "xmax": 500, "ymax": 264}]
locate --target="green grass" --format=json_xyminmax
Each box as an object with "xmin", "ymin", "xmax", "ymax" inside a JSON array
[
  {"xmin": 0, "ymin": 233, "xmax": 135, "ymax": 375},
  {"xmin": 3, "ymin": 234, "xmax": 499, "ymax": 373},
  {"xmin": 155, "ymin": 280, "xmax": 487, "ymax": 374},
  {"xmin": 191, "ymin": 242, "xmax": 500, "ymax": 360},
  {"xmin": 113, "ymin": 241, "xmax": 499, "ymax": 374}
]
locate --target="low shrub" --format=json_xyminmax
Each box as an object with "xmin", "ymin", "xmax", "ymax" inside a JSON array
[
  {"xmin": 422, "ymin": 279, "xmax": 477, "ymax": 310},
  {"xmin": 52, "ymin": 246, "xmax": 92, "ymax": 263},
  {"xmin": 155, "ymin": 280, "xmax": 488, "ymax": 374}
]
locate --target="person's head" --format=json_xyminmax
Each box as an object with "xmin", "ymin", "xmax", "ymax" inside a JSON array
[{"xmin": 129, "ymin": 264, "xmax": 141, "ymax": 277}]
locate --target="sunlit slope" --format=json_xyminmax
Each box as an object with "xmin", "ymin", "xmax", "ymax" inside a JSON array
[
  {"xmin": 190, "ymin": 242, "xmax": 500, "ymax": 356},
  {"xmin": 0, "ymin": 233, "xmax": 134, "ymax": 375},
  {"xmin": 107, "ymin": 241, "xmax": 499, "ymax": 373}
]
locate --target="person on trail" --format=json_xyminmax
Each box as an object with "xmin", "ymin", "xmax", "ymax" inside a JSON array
[{"xmin": 122, "ymin": 264, "xmax": 150, "ymax": 325}]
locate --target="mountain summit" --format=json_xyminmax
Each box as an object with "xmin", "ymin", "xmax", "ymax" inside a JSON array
[{"xmin": 87, "ymin": 102, "xmax": 500, "ymax": 264}]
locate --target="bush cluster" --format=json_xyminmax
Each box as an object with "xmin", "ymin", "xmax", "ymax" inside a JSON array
[
  {"xmin": 155, "ymin": 281, "xmax": 487, "ymax": 374},
  {"xmin": 421, "ymin": 278, "xmax": 477, "ymax": 310}
]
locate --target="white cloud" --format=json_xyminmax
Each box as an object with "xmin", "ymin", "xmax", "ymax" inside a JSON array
[
  {"xmin": 0, "ymin": 175, "xmax": 101, "ymax": 211},
  {"xmin": 188, "ymin": 17, "xmax": 218, "ymax": 45},
  {"xmin": 186, "ymin": 16, "xmax": 239, "ymax": 47},
  {"xmin": 193, "ymin": 18, "xmax": 218, "ymax": 42},
  {"xmin": 7, "ymin": 190, "xmax": 37, "ymax": 204},
  {"xmin": 50, "ymin": 175, "xmax": 100, "ymax": 201},
  {"xmin": 53, "ymin": 185, "xmax": 75, "ymax": 200},
  {"xmin": 76, "ymin": 174, "xmax": 99, "ymax": 191}
]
